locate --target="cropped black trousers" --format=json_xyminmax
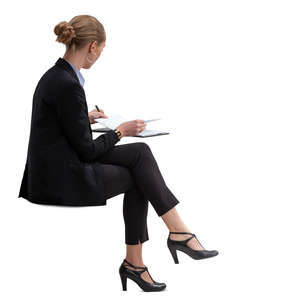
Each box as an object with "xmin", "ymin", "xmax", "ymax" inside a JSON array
[{"xmin": 93, "ymin": 142, "xmax": 180, "ymax": 245}]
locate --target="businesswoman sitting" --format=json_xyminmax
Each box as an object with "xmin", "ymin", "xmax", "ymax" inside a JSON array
[{"xmin": 18, "ymin": 15, "xmax": 218, "ymax": 292}]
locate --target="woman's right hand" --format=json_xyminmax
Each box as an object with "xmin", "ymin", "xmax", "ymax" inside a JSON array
[{"xmin": 115, "ymin": 120, "xmax": 146, "ymax": 138}]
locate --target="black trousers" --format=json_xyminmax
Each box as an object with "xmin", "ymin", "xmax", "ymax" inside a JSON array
[{"xmin": 93, "ymin": 142, "xmax": 180, "ymax": 245}]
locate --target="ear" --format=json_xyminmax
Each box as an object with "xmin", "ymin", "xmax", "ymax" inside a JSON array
[{"xmin": 88, "ymin": 40, "xmax": 97, "ymax": 53}]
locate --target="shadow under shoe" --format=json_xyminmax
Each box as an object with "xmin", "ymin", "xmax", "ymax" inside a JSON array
[
  {"xmin": 167, "ymin": 231, "xmax": 219, "ymax": 264},
  {"xmin": 119, "ymin": 258, "xmax": 166, "ymax": 292}
]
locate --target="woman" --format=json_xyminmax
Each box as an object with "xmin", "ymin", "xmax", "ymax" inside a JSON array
[{"xmin": 18, "ymin": 15, "xmax": 219, "ymax": 292}]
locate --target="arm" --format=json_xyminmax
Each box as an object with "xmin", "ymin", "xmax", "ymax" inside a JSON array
[{"xmin": 56, "ymin": 82, "xmax": 120, "ymax": 162}]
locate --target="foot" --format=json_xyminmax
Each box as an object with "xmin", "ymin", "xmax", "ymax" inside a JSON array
[
  {"xmin": 169, "ymin": 232, "xmax": 205, "ymax": 251},
  {"xmin": 122, "ymin": 260, "xmax": 155, "ymax": 284}
]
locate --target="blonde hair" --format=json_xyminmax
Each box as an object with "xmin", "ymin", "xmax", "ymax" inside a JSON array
[{"xmin": 54, "ymin": 15, "xmax": 106, "ymax": 51}]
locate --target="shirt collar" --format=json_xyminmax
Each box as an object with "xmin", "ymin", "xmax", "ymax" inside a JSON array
[{"xmin": 63, "ymin": 58, "xmax": 85, "ymax": 87}]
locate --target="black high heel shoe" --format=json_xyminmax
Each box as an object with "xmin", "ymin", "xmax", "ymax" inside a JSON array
[
  {"xmin": 167, "ymin": 231, "xmax": 219, "ymax": 264},
  {"xmin": 119, "ymin": 258, "xmax": 166, "ymax": 292}
]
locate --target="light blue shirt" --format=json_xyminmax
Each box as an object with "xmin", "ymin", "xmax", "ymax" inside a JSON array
[{"xmin": 64, "ymin": 58, "xmax": 85, "ymax": 87}]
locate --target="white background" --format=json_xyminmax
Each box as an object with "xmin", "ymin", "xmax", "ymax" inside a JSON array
[{"xmin": 1, "ymin": 0, "xmax": 299, "ymax": 298}]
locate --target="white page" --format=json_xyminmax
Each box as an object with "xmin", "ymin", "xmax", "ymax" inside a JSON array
[
  {"xmin": 95, "ymin": 114, "xmax": 162, "ymax": 129},
  {"xmin": 144, "ymin": 118, "xmax": 161, "ymax": 123},
  {"xmin": 95, "ymin": 114, "xmax": 127, "ymax": 129}
]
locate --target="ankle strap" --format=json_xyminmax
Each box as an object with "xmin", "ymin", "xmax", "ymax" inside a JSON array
[
  {"xmin": 169, "ymin": 231, "xmax": 194, "ymax": 235},
  {"xmin": 123, "ymin": 259, "xmax": 147, "ymax": 271},
  {"xmin": 169, "ymin": 231, "xmax": 200, "ymax": 246}
]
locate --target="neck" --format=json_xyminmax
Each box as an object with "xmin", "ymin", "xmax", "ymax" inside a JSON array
[{"xmin": 63, "ymin": 52, "xmax": 84, "ymax": 71}]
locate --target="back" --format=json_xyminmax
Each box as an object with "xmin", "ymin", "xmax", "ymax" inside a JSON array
[
  {"xmin": 18, "ymin": 57, "xmax": 120, "ymax": 206},
  {"xmin": 27, "ymin": 59, "xmax": 91, "ymax": 158}
]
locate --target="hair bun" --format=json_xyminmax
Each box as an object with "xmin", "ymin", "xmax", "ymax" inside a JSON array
[{"xmin": 54, "ymin": 21, "xmax": 76, "ymax": 45}]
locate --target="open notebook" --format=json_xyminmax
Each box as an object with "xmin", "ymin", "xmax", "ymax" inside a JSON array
[{"xmin": 93, "ymin": 114, "xmax": 169, "ymax": 138}]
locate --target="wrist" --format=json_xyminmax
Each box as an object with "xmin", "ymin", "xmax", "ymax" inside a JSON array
[
  {"xmin": 114, "ymin": 127, "xmax": 123, "ymax": 139},
  {"xmin": 117, "ymin": 127, "xmax": 125, "ymax": 138},
  {"xmin": 88, "ymin": 115, "xmax": 95, "ymax": 124}
]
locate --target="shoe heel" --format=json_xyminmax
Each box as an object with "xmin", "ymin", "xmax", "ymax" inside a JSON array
[
  {"xmin": 120, "ymin": 273, "xmax": 127, "ymax": 291},
  {"xmin": 168, "ymin": 245, "xmax": 179, "ymax": 264}
]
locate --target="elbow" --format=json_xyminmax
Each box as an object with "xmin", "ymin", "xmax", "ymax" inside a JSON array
[
  {"xmin": 76, "ymin": 144, "xmax": 98, "ymax": 163},
  {"xmin": 77, "ymin": 151, "xmax": 95, "ymax": 163}
]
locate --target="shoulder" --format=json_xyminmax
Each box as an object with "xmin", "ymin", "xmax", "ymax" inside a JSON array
[
  {"xmin": 35, "ymin": 64, "xmax": 83, "ymax": 97},
  {"xmin": 41, "ymin": 64, "xmax": 77, "ymax": 87}
]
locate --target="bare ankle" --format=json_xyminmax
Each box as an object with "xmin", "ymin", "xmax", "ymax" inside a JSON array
[{"xmin": 169, "ymin": 226, "xmax": 190, "ymax": 232}]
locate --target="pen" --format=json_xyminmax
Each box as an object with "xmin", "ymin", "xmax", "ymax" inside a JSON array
[{"xmin": 95, "ymin": 105, "xmax": 100, "ymax": 112}]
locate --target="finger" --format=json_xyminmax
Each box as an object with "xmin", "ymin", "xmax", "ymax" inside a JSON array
[
  {"xmin": 93, "ymin": 108, "xmax": 104, "ymax": 113},
  {"xmin": 137, "ymin": 119, "xmax": 146, "ymax": 125},
  {"xmin": 138, "ymin": 125, "xmax": 146, "ymax": 131},
  {"xmin": 98, "ymin": 113, "xmax": 109, "ymax": 118}
]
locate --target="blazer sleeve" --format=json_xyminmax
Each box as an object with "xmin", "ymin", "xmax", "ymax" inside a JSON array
[{"xmin": 56, "ymin": 82, "xmax": 120, "ymax": 162}]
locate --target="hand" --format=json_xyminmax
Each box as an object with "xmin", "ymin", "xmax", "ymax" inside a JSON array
[
  {"xmin": 116, "ymin": 119, "xmax": 146, "ymax": 137},
  {"xmin": 88, "ymin": 108, "xmax": 108, "ymax": 124}
]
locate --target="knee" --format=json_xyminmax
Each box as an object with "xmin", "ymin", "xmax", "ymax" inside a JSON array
[{"xmin": 134, "ymin": 142, "xmax": 152, "ymax": 154}]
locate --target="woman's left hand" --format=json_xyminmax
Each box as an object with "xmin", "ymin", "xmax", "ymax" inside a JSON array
[{"xmin": 88, "ymin": 108, "xmax": 108, "ymax": 124}]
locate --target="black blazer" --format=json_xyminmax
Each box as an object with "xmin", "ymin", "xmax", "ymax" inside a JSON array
[{"xmin": 18, "ymin": 57, "xmax": 120, "ymax": 206}]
